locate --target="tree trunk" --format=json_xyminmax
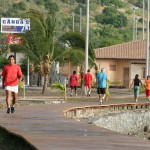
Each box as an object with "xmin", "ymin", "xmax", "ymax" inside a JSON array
[
  {"xmin": 29, "ymin": 64, "xmax": 35, "ymax": 87},
  {"xmin": 41, "ymin": 55, "xmax": 51, "ymax": 94},
  {"xmin": 42, "ymin": 74, "xmax": 49, "ymax": 94},
  {"xmin": 30, "ymin": 74, "xmax": 33, "ymax": 86},
  {"xmin": 68, "ymin": 60, "xmax": 71, "ymax": 84}
]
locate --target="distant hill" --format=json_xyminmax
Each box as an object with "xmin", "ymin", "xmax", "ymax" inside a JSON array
[{"xmin": 0, "ymin": 0, "xmax": 146, "ymax": 49}]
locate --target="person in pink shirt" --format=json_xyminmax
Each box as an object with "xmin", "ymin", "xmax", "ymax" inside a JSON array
[
  {"xmin": 69, "ymin": 71, "xmax": 78, "ymax": 96},
  {"xmin": 2, "ymin": 55, "xmax": 22, "ymax": 113},
  {"xmin": 84, "ymin": 69, "xmax": 93, "ymax": 96}
]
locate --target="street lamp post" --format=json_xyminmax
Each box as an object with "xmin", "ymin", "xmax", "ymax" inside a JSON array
[
  {"xmin": 85, "ymin": 0, "xmax": 89, "ymax": 73},
  {"xmin": 72, "ymin": 12, "xmax": 75, "ymax": 32},
  {"xmin": 79, "ymin": 7, "xmax": 82, "ymax": 33},
  {"xmin": 146, "ymin": 0, "xmax": 150, "ymax": 76},
  {"xmin": 143, "ymin": 0, "xmax": 145, "ymax": 40},
  {"xmin": 84, "ymin": 0, "xmax": 89, "ymax": 94},
  {"xmin": 132, "ymin": 8, "xmax": 136, "ymax": 41},
  {"xmin": 131, "ymin": 6, "xmax": 138, "ymax": 41},
  {"xmin": 135, "ymin": 18, "xmax": 139, "ymax": 40}
]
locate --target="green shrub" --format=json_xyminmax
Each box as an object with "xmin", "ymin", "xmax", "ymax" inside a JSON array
[
  {"xmin": 51, "ymin": 82, "xmax": 65, "ymax": 94},
  {"xmin": 18, "ymin": 81, "xmax": 24, "ymax": 94}
]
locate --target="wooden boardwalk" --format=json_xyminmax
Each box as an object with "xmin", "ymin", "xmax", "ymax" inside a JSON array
[{"xmin": 0, "ymin": 101, "xmax": 150, "ymax": 150}]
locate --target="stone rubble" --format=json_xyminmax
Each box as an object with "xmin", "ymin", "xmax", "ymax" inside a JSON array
[{"xmin": 81, "ymin": 110, "xmax": 150, "ymax": 140}]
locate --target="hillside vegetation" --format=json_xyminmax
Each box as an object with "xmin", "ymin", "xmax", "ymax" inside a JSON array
[{"xmin": 0, "ymin": 0, "xmax": 147, "ymax": 49}]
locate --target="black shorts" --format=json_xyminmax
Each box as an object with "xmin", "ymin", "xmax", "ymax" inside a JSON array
[
  {"xmin": 70, "ymin": 86, "xmax": 77, "ymax": 90},
  {"xmin": 97, "ymin": 87, "xmax": 106, "ymax": 94}
]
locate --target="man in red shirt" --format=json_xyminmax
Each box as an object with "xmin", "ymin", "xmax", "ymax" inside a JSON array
[
  {"xmin": 84, "ymin": 69, "xmax": 93, "ymax": 96},
  {"xmin": 2, "ymin": 55, "xmax": 22, "ymax": 113},
  {"xmin": 69, "ymin": 71, "xmax": 78, "ymax": 96}
]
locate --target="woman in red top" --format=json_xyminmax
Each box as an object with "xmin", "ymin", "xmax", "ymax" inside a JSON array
[
  {"xmin": 84, "ymin": 69, "xmax": 93, "ymax": 96},
  {"xmin": 70, "ymin": 71, "xmax": 78, "ymax": 96}
]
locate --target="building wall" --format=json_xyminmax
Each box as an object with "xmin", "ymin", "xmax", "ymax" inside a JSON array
[
  {"xmin": 96, "ymin": 59, "xmax": 122, "ymax": 83},
  {"xmin": 58, "ymin": 59, "xmax": 146, "ymax": 88},
  {"xmin": 95, "ymin": 59, "xmax": 146, "ymax": 87},
  {"xmin": 130, "ymin": 63, "xmax": 145, "ymax": 83},
  {"xmin": 116, "ymin": 60, "xmax": 131, "ymax": 86}
]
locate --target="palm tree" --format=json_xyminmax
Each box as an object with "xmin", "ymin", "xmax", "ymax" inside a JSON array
[
  {"xmin": 10, "ymin": 10, "xmax": 96, "ymax": 94},
  {"xmin": 10, "ymin": 9, "xmax": 57, "ymax": 93},
  {"xmin": 58, "ymin": 31, "xmax": 96, "ymax": 87}
]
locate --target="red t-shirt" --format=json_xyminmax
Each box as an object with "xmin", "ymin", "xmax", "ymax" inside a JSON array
[
  {"xmin": 84, "ymin": 73, "xmax": 92, "ymax": 86},
  {"xmin": 70, "ymin": 74, "xmax": 78, "ymax": 86},
  {"xmin": 2, "ymin": 64, "xmax": 22, "ymax": 86}
]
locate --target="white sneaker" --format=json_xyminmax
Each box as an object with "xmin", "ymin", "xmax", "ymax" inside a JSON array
[
  {"xmin": 99, "ymin": 101, "xmax": 103, "ymax": 105},
  {"xmin": 99, "ymin": 97, "xmax": 103, "ymax": 105},
  {"xmin": 88, "ymin": 92, "xmax": 91, "ymax": 96},
  {"xmin": 70, "ymin": 93, "xmax": 73, "ymax": 96},
  {"xmin": 75, "ymin": 94, "xmax": 77, "ymax": 96}
]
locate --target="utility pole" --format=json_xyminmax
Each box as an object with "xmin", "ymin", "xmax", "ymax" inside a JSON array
[
  {"xmin": 131, "ymin": 6, "xmax": 138, "ymax": 41},
  {"xmin": 72, "ymin": 12, "xmax": 75, "ymax": 32},
  {"xmin": 84, "ymin": 0, "xmax": 89, "ymax": 94},
  {"xmin": 143, "ymin": 0, "xmax": 145, "ymax": 40},
  {"xmin": 85, "ymin": 0, "xmax": 89, "ymax": 73},
  {"xmin": 133, "ymin": 8, "xmax": 136, "ymax": 41},
  {"xmin": 135, "ymin": 18, "xmax": 138, "ymax": 40},
  {"xmin": 79, "ymin": 7, "xmax": 82, "ymax": 33},
  {"xmin": 146, "ymin": 0, "xmax": 150, "ymax": 75}
]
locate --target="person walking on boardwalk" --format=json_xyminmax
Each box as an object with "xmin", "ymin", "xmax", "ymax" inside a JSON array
[
  {"xmin": 84, "ymin": 69, "xmax": 93, "ymax": 96},
  {"xmin": 145, "ymin": 75, "xmax": 150, "ymax": 101},
  {"xmin": 2, "ymin": 55, "xmax": 23, "ymax": 113},
  {"xmin": 130, "ymin": 74, "xmax": 142, "ymax": 102},
  {"xmin": 69, "ymin": 71, "xmax": 78, "ymax": 96},
  {"xmin": 96, "ymin": 68, "xmax": 108, "ymax": 105}
]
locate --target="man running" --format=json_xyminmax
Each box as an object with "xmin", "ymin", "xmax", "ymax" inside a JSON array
[{"xmin": 2, "ymin": 55, "xmax": 22, "ymax": 113}]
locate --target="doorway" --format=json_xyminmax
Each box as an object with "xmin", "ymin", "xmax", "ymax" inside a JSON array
[{"xmin": 123, "ymin": 67, "xmax": 129, "ymax": 88}]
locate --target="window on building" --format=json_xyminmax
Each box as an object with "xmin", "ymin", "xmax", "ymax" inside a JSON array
[
  {"xmin": 110, "ymin": 65, "xmax": 116, "ymax": 71},
  {"xmin": 142, "ymin": 67, "xmax": 146, "ymax": 79}
]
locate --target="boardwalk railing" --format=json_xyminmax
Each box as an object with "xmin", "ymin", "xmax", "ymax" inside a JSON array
[{"xmin": 64, "ymin": 103, "xmax": 150, "ymax": 118}]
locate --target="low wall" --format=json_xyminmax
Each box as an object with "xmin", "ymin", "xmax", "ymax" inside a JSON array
[
  {"xmin": 64, "ymin": 103, "xmax": 150, "ymax": 139},
  {"xmin": 63, "ymin": 103, "xmax": 150, "ymax": 118}
]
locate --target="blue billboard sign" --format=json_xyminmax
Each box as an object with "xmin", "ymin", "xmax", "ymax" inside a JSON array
[{"xmin": 1, "ymin": 18, "xmax": 30, "ymax": 33}]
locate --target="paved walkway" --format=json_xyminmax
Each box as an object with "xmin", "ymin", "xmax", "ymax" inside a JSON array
[{"xmin": 0, "ymin": 87, "xmax": 150, "ymax": 150}]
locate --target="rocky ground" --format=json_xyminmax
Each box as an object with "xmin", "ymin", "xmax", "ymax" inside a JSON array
[{"xmin": 80, "ymin": 109, "xmax": 150, "ymax": 141}]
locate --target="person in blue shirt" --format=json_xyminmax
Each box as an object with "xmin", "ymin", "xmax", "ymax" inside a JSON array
[{"xmin": 96, "ymin": 68, "xmax": 108, "ymax": 105}]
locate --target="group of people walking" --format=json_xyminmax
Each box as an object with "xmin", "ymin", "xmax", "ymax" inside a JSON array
[
  {"xmin": 69, "ymin": 68, "xmax": 108, "ymax": 105},
  {"xmin": 70, "ymin": 68, "xmax": 150, "ymax": 105}
]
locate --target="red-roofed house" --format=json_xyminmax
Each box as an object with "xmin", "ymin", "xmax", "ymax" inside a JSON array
[{"xmin": 94, "ymin": 40, "xmax": 146, "ymax": 87}]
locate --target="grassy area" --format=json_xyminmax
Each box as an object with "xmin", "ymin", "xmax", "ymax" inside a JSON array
[{"xmin": 0, "ymin": 127, "xmax": 37, "ymax": 150}]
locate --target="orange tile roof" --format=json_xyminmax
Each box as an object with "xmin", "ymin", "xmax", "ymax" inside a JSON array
[{"xmin": 94, "ymin": 40, "xmax": 146, "ymax": 59}]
